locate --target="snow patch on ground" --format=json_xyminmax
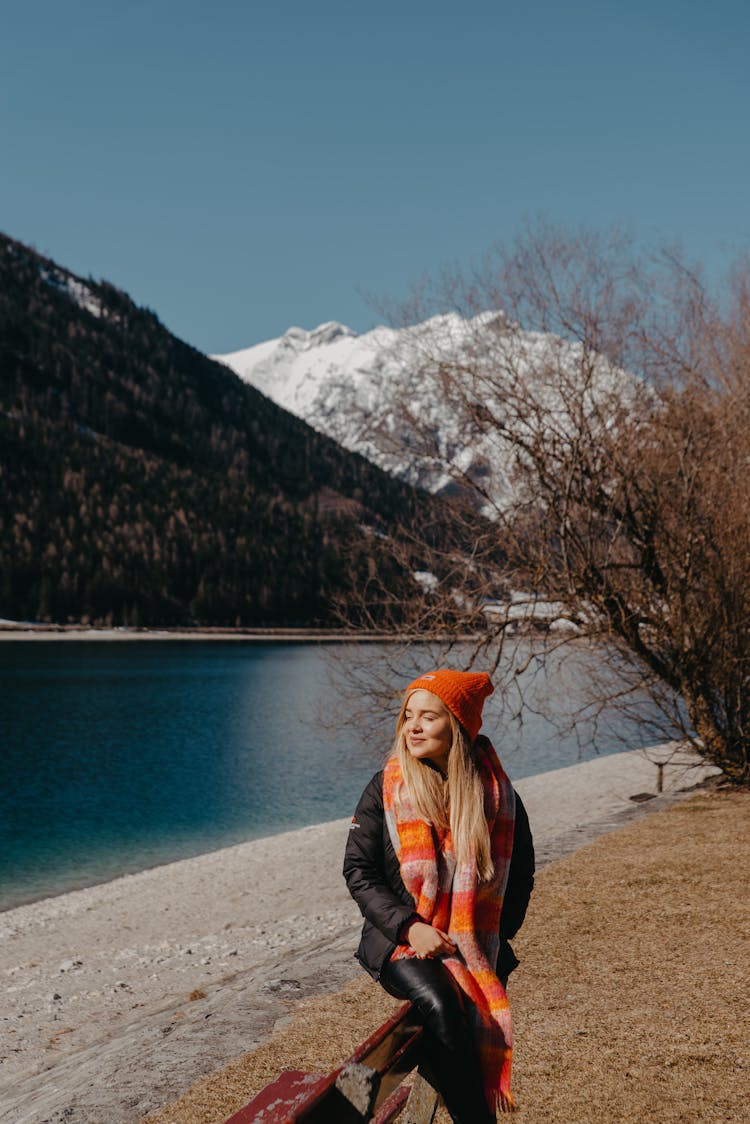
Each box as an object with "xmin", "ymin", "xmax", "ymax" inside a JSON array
[{"xmin": 40, "ymin": 266, "xmax": 104, "ymax": 318}]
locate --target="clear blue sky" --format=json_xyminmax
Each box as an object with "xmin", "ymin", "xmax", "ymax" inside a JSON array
[{"xmin": 2, "ymin": 0, "xmax": 748, "ymax": 353}]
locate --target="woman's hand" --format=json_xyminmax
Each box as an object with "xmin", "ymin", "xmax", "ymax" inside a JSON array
[{"xmin": 406, "ymin": 920, "xmax": 457, "ymax": 959}]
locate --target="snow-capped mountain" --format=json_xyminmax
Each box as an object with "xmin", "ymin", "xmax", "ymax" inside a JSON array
[
  {"xmin": 213, "ymin": 314, "xmax": 507, "ymax": 498},
  {"xmin": 214, "ymin": 318, "xmax": 436, "ymax": 476},
  {"xmin": 213, "ymin": 312, "xmax": 633, "ymax": 507}
]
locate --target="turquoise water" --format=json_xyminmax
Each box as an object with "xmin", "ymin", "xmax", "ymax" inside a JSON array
[{"xmin": 0, "ymin": 640, "xmax": 664, "ymax": 909}]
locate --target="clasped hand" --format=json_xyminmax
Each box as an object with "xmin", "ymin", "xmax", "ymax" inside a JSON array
[{"xmin": 406, "ymin": 920, "xmax": 456, "ymax": 959}]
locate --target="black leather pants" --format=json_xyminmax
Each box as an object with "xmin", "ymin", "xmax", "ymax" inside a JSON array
[{"xmin": 379, "ymin": 956, "xmax": 496, "ymax": 1124}]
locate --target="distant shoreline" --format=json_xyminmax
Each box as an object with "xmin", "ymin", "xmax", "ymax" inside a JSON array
[
  {"xmin": 0, "ymin": 619, "xmax": 562, "ymax": 643},
  {"xmin": 0, "ymin": 623, "xmax": 423, "ymax": 643}
]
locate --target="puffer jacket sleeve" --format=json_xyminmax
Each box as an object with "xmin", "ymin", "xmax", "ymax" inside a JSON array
[
  {"xmin": 343, "ymin": 772, "xmax": 417, "ymax": 944},
  {"xmin": 500, "ymin": 791, "xmax": 535, "ymax": 940}
]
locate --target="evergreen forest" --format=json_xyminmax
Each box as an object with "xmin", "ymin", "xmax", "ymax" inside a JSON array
[{"xmin": 0, "ymin": 233, "xmax": 450, "ymax": 627}]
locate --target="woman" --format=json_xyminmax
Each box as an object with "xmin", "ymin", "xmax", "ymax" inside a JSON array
[{"xmin": 343, "ymin": 669, "xmax": 534, "ymax": 1121}]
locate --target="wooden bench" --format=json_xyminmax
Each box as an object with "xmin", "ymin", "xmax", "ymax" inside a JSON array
[{"xmin": 224, "ymin": 1001, "xmax": 440, "ymax": 1123}]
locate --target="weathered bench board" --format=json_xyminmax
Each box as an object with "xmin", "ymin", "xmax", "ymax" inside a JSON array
[{"xmin": 225, "ymin": 1001, "xmax": 439, "ymax": 1123}]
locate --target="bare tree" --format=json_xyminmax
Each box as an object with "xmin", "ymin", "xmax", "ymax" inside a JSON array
[{"xmin": 338, "ymin": 227, "xmax": 750, "ymax": 784}]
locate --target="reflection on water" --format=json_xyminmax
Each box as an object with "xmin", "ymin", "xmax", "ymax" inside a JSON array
[{"xmin": 0, "ymin": 639, "xmax": 671, "ymax": 908}]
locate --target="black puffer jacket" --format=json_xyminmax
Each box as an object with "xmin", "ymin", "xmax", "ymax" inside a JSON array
[{"xmin": 343, "ymin": 770, "xmax": 535, "ymax": 982}]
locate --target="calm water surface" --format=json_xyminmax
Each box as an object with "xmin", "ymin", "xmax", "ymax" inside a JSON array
[{"xmin": 0, "ymin": 640, "xmax": 662, "ymax": 909}]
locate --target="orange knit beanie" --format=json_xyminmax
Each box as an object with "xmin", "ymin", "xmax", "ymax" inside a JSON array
[{"xmin": 404, "ymin": 669, "xmax": 494, "ymax": 742}]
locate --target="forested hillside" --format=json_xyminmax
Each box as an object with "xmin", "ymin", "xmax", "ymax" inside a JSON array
[{"xmin": 0, "ymin": 234, "xmax": 443, "ymax": 627}]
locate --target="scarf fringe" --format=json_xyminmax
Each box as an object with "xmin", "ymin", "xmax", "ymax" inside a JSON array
[
  {"xmin": 497, "ymin": 1089, "xmax": 518, "ymax": 1113},
  {"xmin": 487, "ymin": 1044, "xmax": 515, "ymax": 1115}
]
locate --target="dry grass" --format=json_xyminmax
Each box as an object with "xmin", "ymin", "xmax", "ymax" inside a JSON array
[{"xmin": 145, "ymin": 787, "xmax": 750, "ymax": 1123}]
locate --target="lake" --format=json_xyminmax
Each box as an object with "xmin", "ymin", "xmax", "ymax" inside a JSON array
[{"xmin": 0, "ymin": 639, "xmax": 665, "ymax": 909}]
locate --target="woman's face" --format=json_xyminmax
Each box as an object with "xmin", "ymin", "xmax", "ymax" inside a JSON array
[{"xmin": 403, "ymin": 689, "xmax": 452, "ymax": 773}]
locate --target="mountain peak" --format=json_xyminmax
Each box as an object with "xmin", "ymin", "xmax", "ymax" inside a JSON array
[{"xmin": 281, "ymin": 321, "xmax": 357, "ymax": 349}]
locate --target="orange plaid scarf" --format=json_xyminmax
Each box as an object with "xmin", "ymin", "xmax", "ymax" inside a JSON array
[{"xmin": 383, "ymin": 737, "xmax": 516, "ymax": 1114}]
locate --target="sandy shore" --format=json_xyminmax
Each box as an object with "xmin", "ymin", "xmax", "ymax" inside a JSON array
[{"xmin": 0, "ymin": 746, "xmax": 718, "ymax": 1123}]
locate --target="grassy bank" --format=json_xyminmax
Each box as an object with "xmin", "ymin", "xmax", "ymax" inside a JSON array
[{"xmin": 145, "ymin": 786, "xmax": 749, "ymax": 1123}]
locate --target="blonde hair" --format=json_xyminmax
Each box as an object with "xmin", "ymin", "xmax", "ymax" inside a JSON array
[{"xmin": 392, "ymin": 694, "xmax": 494, "ymax": 882}]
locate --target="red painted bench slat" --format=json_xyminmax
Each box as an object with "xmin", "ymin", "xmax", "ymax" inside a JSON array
[
  {"xmin": 223, "ymin": 1002, "xmax": 439, "ymax": 1123},
  {"xmin": 225, "ymin": 1070, "xmax": 328, "ymax": 1123}
]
